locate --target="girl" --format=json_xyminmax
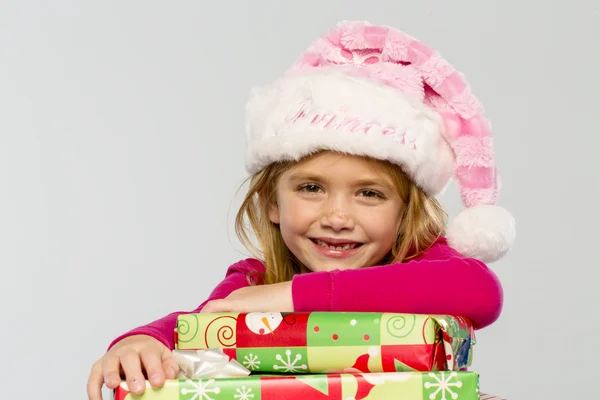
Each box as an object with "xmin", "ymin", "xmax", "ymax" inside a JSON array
[{"xmin": 87, "ymin": 21, "xmax": 515, "ymax": 400}]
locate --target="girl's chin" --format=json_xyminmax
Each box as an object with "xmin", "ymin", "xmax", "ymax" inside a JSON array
[{"xmin": 303, "ymin": 260, "xmax": 363, "ymax": 273}]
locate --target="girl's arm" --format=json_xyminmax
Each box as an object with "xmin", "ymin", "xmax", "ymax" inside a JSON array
[
  {"xmin": 291, "ymin": 238, "xmax": 503, "ymax": 330},
  {"xmin": 107, "ymin": 259, "xmax": 264, "ymax": 350}
]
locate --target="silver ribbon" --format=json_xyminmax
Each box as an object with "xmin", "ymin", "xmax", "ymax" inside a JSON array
[{"xmin": 173, "ymin": 349, "xmax": 251, "ymax": 379}]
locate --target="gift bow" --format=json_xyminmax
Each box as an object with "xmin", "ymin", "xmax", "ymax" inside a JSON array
[{"xmin": 173, "ymin": 349, "xmax": 251, "ymax": 379}]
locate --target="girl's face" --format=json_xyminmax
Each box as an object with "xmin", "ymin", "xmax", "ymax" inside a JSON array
[{"xmin": 268, "ymin": 152, "xmax": 403, "ymax": 273}]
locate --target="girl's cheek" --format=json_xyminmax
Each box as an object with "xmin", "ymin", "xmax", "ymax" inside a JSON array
[
  {"xmin": 364, "ymin": 212, "xmax": 401, "ymax": 238},
  {"xmin": 288, "ymin": 198, "xmax": 318, "ymax": 216}
]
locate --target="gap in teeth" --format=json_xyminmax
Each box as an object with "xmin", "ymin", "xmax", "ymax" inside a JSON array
[{"xmin": 315, "ymin": 240, "xmax": 357, "ymax": 250}]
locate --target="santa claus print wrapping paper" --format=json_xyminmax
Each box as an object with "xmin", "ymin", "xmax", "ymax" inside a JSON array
[{"xmin": 174, "ymin": 312, "xmax": 475, "ymax": 374}]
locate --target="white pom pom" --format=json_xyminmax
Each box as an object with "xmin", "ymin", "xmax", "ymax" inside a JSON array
[{"xmin": 446, "ymin": 205, "xmax": 516, "ymax": 263}]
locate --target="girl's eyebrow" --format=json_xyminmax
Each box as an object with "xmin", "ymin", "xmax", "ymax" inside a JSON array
[
  {"xmin": 286, "ymin": 171, "xmax": 392, "ymax": 188},
  {"xmin": 353, "ymin": 178, "xmax": 393, "ymax": 188},
  {"xmin": 286, "ymin": 172, "xmax": 327, "ymax": 183}
]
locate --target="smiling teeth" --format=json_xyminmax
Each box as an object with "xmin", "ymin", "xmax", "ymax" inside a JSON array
[{"xmin": 315, "ymin": 240, "xmax": 357, "ymax": 250}]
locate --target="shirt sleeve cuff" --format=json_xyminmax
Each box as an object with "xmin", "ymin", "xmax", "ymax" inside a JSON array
[{"xmin": 291, "ymin": 271, "xmax": 334, "ymax": 311}]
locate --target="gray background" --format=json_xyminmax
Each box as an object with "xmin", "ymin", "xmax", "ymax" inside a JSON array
[{"xmin": 1, "ymin": 1, "xmax": 598, "ymax": 399}]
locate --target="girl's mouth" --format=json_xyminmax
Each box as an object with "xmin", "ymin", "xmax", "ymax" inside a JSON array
[
  {"xmin": 312, "ymin": 239, "xmax": 360, "ymax": 250},
  {"xmin": 309, "ymin": 238, "xmax": 363, "ymax": 258}
]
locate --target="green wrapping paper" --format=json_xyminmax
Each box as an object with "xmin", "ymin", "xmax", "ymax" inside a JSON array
[
  {"xmin": 114, "ymin": 371, "xmax": 481, "ymax": 400},
  {"xmin": 174, "ymin": 312, "xmax": 475, "ymax": 373}
]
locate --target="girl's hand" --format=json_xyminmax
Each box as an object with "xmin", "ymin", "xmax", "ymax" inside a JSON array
[
  {"xmin": 201, "ymin": 281, "xmax": 293, "ymax": 313},
  {"xmin": 87, "ymin": 334, "xmax": 180, "ymax": 400}
]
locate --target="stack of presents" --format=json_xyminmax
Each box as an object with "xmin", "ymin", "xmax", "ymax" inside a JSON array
[{"xmin": 114, "ymin": 311, "xmax": 505, "ymax": 399}]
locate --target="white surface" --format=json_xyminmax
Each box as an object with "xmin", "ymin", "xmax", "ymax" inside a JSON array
[{"xmin": 1, "ymin": 1, "xmax": 598, "ymax": 399}]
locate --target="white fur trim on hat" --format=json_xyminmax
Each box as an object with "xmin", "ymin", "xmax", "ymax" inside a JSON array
[{"xmin": 246, "ymin": 69, "xmax": 454, "ymax": 195}]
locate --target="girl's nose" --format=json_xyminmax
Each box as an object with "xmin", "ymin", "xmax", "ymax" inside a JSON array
[{"xmin": 320, "ymin": 207, "xmax": 355, "ymax": 231}]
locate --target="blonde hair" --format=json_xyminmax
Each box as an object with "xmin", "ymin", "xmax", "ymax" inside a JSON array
[{"xmin": 234, "ymin": 152, "xmax": 447, "ymax": 285}]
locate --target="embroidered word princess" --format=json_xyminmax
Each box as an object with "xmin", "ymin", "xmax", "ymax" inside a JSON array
[{"xmin": 283, "ymin": 100, "xmax": 418, "ymax": 150}]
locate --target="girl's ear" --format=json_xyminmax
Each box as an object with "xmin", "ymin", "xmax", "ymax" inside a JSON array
[
  {"xmin": 260, "ymin": 188, "xmax": 280, "ymax": 224},
  {"xmin": 268, "ymin": 200, "xmax": 280, "ymax": 224}
]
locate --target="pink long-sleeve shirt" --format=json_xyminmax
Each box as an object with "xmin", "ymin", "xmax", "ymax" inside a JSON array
[{"xmin": 108, "ymin": 237, "xmax": 503, "ymax": 350}]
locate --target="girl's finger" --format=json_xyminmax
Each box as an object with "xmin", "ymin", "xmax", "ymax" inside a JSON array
[
  {"xmin": 119, "ymin": 350, "xmax": 147, "ymax": 395},
  {"xmin": 200, "ymin": 301, "xmax": 214, "ymax": 313},
  {"xmin": 101, "ymin": 354, "xmax": 122, "ymax": 389},
  {"xmin": 86, "ymin": 362, "xmax": 105, "ymax": 400},
  {"xmin": 162, "ymin": 349, "xmax": 180, "ymax": 379},
  {"xmin": 201, "ymin": 300, "xmax": 228, "ymax": 313},
  {"xmin": 140, "ymin": 347, "xmax": 167, "ymax": 388}
]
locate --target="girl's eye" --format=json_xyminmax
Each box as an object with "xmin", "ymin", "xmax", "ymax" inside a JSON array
[
  {"xmin": 298, "ymin": 184, "xmax": 322, "ymax": 193},
  {"xmin": 359, "ymin": 189, "xmax": 385, "ymax": 199}
]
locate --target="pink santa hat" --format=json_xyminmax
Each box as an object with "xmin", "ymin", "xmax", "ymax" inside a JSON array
[{"xmin": 244, "ymin": 21, "xmax": 516, "ymax": 263}]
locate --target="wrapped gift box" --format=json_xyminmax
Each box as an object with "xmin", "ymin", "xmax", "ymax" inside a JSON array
[
  {"xmin": 114, "ymin": 371, "xmax": 480, "ymax": 400},
  {"xmin": 175, "ymin": 312, "xmax": 475, "ymax": 373}
]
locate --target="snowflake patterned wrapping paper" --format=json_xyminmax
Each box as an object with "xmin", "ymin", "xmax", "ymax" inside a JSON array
[
  {"xmin": 174, "ymin": 312, "xmax": 475, "ymax": 374},
  {"xmin": 113, "ymin": 371, "xmax": 480, "ymax": 400}
]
